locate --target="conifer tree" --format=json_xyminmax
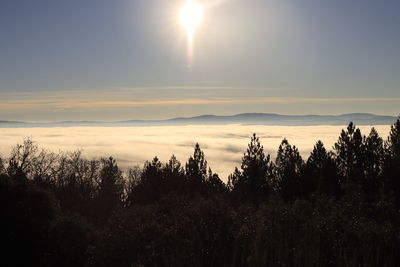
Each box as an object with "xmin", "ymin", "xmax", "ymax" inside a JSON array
[
  {"xmin": 185, "ymin": 143, "xmax": 210, "ymax": 196},
  {"xmin": 304, "ymin": 141, "xmax": 340, "ymax": 197},
  {"xmin": 228, "ymin": 134, "xmax": 272, "ymax": 203},
  {"xmin": 383, "ymin": 116, "xmax": 400, "ymax": 199},
  {"xmin": 363, "ymin": 128, "xmax": 384, "ymax": 183},
  {"xmin": 186, "ymin": 143, "xmax": 208, "ymax": 183},
  {"xmin": 96, "ymin": 157, "xmax": 124, "ymax": 218},
  {"xmin": 334, "ymin": 122, "xmax": 364, "ymax": 183},
  {"xmin": 386, "ymin": 116, "xmax": 400, "ymax": 159},
  {"xmin": 275, "ymin": 139, "xmax": 304, "ymax": 199},
  {"xmin": 165, "ymin": 155, "xmax": 183, "ymax": 175},
  {"xmin": 164, "ymin": 155, "xmax": 186, "ymax": 194}
]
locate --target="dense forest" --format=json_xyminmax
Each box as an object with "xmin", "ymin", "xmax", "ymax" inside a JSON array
[{"xmin": 2, "ymin": 117, "xmax": 400, "ymax": 267}]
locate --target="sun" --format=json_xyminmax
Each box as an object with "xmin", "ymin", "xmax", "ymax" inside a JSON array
[
  {"xmin": 179, "ymin": 0, "xmax": 203, "ymax": 67},
  {"xmin": 179, "ymin": 0, "xmax": 203, "ymax": 36}
]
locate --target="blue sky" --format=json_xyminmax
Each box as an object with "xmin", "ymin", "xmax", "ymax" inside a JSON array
[{"xmin": 0, "ymin": 0, "xmax": 399, "ymax": 121}]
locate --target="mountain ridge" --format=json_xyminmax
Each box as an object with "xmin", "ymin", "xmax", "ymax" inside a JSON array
[{"xmin": 0, "ymin": 113, "xmax": 397, "ymax": 127}]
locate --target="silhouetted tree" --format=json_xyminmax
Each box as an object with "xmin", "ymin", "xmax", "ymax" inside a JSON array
[
  {"xmin": 124, "ymin": 165, "xmax": 142, "ymax": 206},
  {"xmin": 54, "ymin": 151, "xmax": 98, "ymax": 217},
  {"xmin": 32, "ymin": 149, "xmax": 58, "ymax": 189},
  {"xmin": 362, "ymin": 128, "xmax": 384, "ymax": 199},
  {"xmin": 303, "ymin": 141, "xmax": 340, "ymax": 197},
  {"xmin": 228, "ymin": 134, "xmax": 272, "ymax": 204},
  {"xmin": 139, "ymin": 157, "xmax": 165, "ymax": 202},
  {"xmin": 334, "ymin": 122, "xmax": 364, "ymax": 183},
  {"xmin": 186, "ymin": 143, "xmax": 208, "ymax": 181},
  {"xmin": 164, "ymin": 154, "xmax": 187, "ymax": 194},
  {"xmin": 93, "ymin": 157, "xmax": 124, "ymax": 222},
  {"xmin": 0, "ymin": 156, "xmax": 5, "ymax": 174},
  {"xmin": 186, "ymin": 143, "xmax": 209, "ymax": 196},
  {"xmin": 275, "ymin": 138, "xmax": 304, "ymax": 199},
  {"xmin": 7, "ymin": 138, "xmax": 38, "ymax": 180},
  {"xmin": 206, "ymin": 169, "xmax": 226, "ymax": 195},
  {"xmin": 383, "ymin": 116, "xmax": 400, "ymax": 203}
]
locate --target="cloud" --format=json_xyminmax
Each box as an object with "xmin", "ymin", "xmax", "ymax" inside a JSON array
[
  {"xmin": 1, "ymin": 87, "xmax": 399, "ymax": 121},
  {"xmin": 1, "ymin": 90, "xmax": 400, "ymax": 111}
]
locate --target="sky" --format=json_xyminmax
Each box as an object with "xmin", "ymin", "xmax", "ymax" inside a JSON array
[{"xmin": 0, "ymin": 0, "xmax": 399, "ymax": 121}]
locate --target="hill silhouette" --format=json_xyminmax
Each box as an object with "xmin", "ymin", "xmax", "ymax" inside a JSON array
[{"xmin": 0, "ymin": 113, "xmax": 396, "ymax": 127}]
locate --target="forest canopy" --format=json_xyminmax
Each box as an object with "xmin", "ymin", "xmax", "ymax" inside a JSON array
[{"xmin": 1, "ymin": 117, "xmax": 400, "ymax": 267}]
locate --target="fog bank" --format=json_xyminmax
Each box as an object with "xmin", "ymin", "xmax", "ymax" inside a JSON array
[{"xmin": 0, "ymin": 125, "xmax": 391, "ymax": 181}]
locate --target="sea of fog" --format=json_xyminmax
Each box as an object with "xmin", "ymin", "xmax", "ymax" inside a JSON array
[{"xmin": 0, "ymin": 125, "xmax": 391, "ymax": 181}]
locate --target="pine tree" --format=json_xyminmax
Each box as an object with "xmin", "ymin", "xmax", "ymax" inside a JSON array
[
  {"xmin": 383, "ymin": 116, "xmax": 400, "ymax": 200},
  {"xmin": 334, "ymin": 122, "xmax": 364, "ymax": 183},
  {"xmin": 228, "ymin": 133, "xmax": 272, "ymax": 204},
  {"xmin": 96, "ymin": 157, "xmax": 124, "ymax": 219},
  {"xmin": 363, "ymin": 128, "xmax": 384, "ymax": 184},
  {"xmin": 386, "ymin": 116, "xmax": 400, "ymax": 159},
  {"xmin": 304, "ymin": 141, "xmax": 340, "ymax": 197},
  {"xmin": 206, "ymin": 169, "xmax": 226, "ymax": 195},
  {"xmin": 164, "ymin": 155, "xmax": 186, "ymax": 194},
  {"xmin": 275, "ymin": 139, "xmax": 304, "ymax": 199},
  {"xmin": 185, "ymin": 143, "xmax": 210, "ymax": 196},
  {"xmin": 165, "ymin": 154, "xmax": 183, "ymax": 175},
  {"xmin": 142, "ymin": 157, "xmax": 163, "ymax": 184},
  {"xmin": 186, "ymin": 143, "xmax": 208, "ymax": 183}
]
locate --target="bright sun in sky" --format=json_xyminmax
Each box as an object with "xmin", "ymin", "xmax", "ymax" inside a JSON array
[
  {"xmin": 179, "ymin": 0, "xmax": 203, "ymax": 67},
  {"xmin": 179, "ymin": 0, "xmax": 203, "ymax": 34}
]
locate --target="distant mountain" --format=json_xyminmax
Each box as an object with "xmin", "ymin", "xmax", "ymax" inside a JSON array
[{"xmin": 0, "ymin": 113, "xmax": 397, "ymax": 127}]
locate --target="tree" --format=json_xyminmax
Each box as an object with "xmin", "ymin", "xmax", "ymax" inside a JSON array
[
  {"xmin": 386, "ymin": 116, "xmax": 400, "ymax": 159},
  {"xmin": 53, "ymin": 151, "xmax": 98, "ymax": 217},
  {"xmin": 363, "ymin": 128, "xmax": 384, "ymax": 197},
  {"xmin": 0, "ymin": 156, "xmax": 5, "ymax": 175},
  {"xmin": 186, "ymin": 143, "xmax": 208, "ymax": 182},
  {"xmin": 275, "ymin": 139, "xmax": 304, "ymax": 199},
  {"xmin": 7, "ymin": 138, "xmax": 38, "ymax": 179},
  {"xmin": 163, "ymin": 155, "xmax": 187, "ymax": 195},
  {"xmin": 383, "ymin": 116, "xmax": 400, "ymax": 201},
  {"xmin": 206, "ymin": 169, "xmax": 226, "ymax": 195},
  {"xmin": 32, "ymin": 149, "xmax": 59, "ymax": 189},
  {"xmin": 124, "ymin": 165, "xmax": 142, "ymax": 206},
  {"xmin": 128, "ymin": 157, "xmax": 166, "ymax": 204},
  {"xmin": 334, "ymin": 122, "xmax": 364, "ymax": 183},
  {"xmin": 141, "ymin": 157, "xmax": 163, "ymax": 184},
  {"xmin": 94, "ymin": 157, "xmax": 124, "ymax": 221},
  {"xmin": 185, "ymin": 143, "xmax": 209, "ymax": 196},
  {"xmin": 303, "ymin": 141, "xmax": 340, "ymax": 197},
  {"xmin": 228, "ymin": 134, "xmax": 272, "ymax": 204}
]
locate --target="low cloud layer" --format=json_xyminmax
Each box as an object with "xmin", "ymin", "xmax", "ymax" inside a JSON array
[
  {"xmin": 1, "ymin": 87, "xmax": 400, "ymax": 121},
  {"xmin": 0, "ymin": 125, "xmax": 391, "ymax": 181}
]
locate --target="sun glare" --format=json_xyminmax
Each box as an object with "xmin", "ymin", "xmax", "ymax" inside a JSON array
[
  {"xmin": 180, "ymin": 0, "xmax": 203, "ymax": 34},
  {"xmin": 179, "ymin": 0, "xmax": 203, "ymax": 67}
]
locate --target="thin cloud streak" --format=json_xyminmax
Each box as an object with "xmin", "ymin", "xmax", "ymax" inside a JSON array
[{"xmin": 1, "ymin": 95, "xmax": 400, "ymax": 111}]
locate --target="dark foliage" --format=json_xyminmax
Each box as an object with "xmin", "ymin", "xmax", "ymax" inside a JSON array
[{"xmin": 2, "ymin": 117, "xmax": 400, "ymax": 266}]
